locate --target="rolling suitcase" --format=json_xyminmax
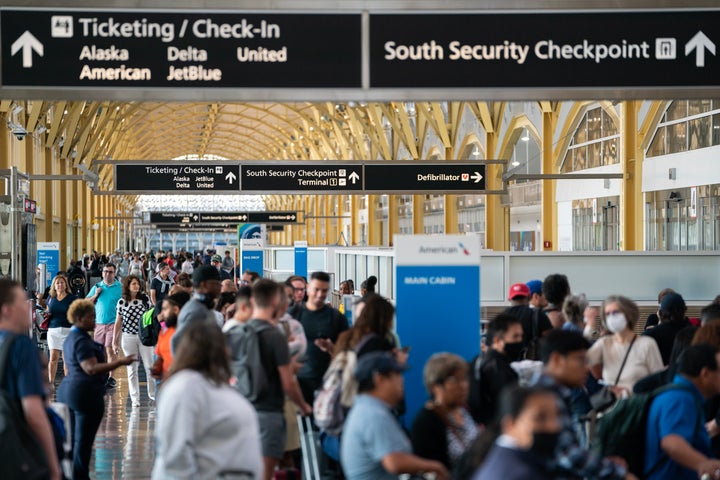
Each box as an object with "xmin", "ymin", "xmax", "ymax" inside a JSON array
[{"xmin": 297, "ymin": 414, "xmax": 321, "ymax": 480}]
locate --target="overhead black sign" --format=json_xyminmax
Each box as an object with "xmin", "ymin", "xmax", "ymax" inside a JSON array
[
  {"xmin": 364, "ymin": 163, "xmax": 485, "ymax": 192},
  {"xmin": 116, "ymin": 163, "xmax": 239, "ymax": 192},
  {"xmin": 370, "ymin": 12, "xmax": 720, "ymax": 88},
  {"xmin": 241, "ymin": 164, "xmax": 363, "ymax": 192},
  {"xmin": 149, "ymin": 211, "xmax": 299, "ymax": 224},
  {"xmin": 1, "ymin": 9, "xmax": 361, "ymax": 88}
]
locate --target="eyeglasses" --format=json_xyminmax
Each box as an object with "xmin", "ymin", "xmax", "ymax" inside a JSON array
[
  {"xmin": 293, "ymin": 287, "xmax": 306, "ymax": 292},
  {"xmin": 102, "ymin": 270, "xmax": 115, "ymax": 274}
]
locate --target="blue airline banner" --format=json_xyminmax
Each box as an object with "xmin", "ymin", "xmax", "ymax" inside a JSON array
[
  {"xmin": 294, "ymin": 241, "xmax": 308, "ymax": 278},
  {"xmin": 37, "ymin": 242, "xmax": 60, "ymax": 287},
  {"xmin": 238, "ymin": 224, "xmax": 264, "ymax": 276},
  {"xmin": 394, "ymin": 235, "xmax": 481, "ymax": 426}
]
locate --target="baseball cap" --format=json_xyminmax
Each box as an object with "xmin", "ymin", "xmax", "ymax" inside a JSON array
[
  {"xmin": 526, "ymin": 280, "xmax": 543, "ymax": 296},
  {"xmin": 660, "ymin": 292, "xmax": 686, "ymax": 313},
  {"xmin": 192, "ymin": 265, "xmax": 220, "ymax": 286},
  {"xmin": 211, "ymin": 254, "xmax": 222, "ymax": 263},
  {"xmin": 508, "ymin": 282, "xmax": 530, "ymax": 300},
  {"xmin": 354, "ymin": 351, "xmax": 409, "ymax": 385}
]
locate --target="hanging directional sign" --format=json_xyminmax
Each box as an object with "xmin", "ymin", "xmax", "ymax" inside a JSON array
[
  {"xmin": 364, "ymin": 163, "xmax": 485, "ymax": 192},
  {"xmin": 370, "ymin": 11, "xmax": 720, "ymax": 89},
  {"xmin": 0, "ymin": 9, "xmax": 361, "ymax": 88},
  {"xmin": 149, "ymin": 211, "xmax": 300, "ymax": 224},
  {"xmin": 115, "ymin": 163, "xmax": 240, "ymax": 192},
  {"xmin": 241, "ymin": 163, "xmax": 363, "ymax": 192}
]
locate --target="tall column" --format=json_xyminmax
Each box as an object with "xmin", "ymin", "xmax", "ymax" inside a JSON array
[
  {"xmin": 350, "ymin": 195, "xmax": 359, "ymax": 246},
  {"xmin": 485, "ymin": 131, "xmax": 508, "ymax": 250},
  {"xmin": 367, "ymin": 195, "xmax": 381, "ymax": 246},
  {"xmin": 444, "ymin": 195, "xmax": 458, "ymax": 234},
  {"xmin": 314, "ymin": 196, "xmax": 322, "ymax": 245},
  {"xmin": 326, "ymin": 195, "xmax": 337, "ymax": 246},
  {"xmin": 43, "ymin": 151, "xmax": 53, "ymax": 242},
  {"xmin": 412, "ymin": 195, "xmax": 424, "ymax": 234},
  {"xmin": 388, "ymin": 195, "xmax": 399, "ymax": 246},
  {"xmin": 59, "ymin": 159, "xmax": 68, "ymax": 268},
  {"xmin": 621, "ymin": 101, "xmax": 642, "ymax": 251},
  {"xmin": 542, "ymin": 111, "xmax": 557, "ymax": 251}
]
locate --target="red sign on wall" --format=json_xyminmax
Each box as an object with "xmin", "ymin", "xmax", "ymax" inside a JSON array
[{"xmin": 543, "ymin": 241, "xmax": 552, "ymax": 249}]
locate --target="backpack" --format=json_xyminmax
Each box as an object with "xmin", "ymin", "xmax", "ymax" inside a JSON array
[
  {"xmin": 139, "ymin": 306, "xmax": 160, "ymax": 346},
  {"xmin": 313, "ymin": 334, "xmax": 376, "ymax": 435},
  {"xmin": 522, "ymin": 308, "xmax": 541, "ymax": 361},
  {"xmin": 226, "ymin": 319, "xmax": 274, "ymax": 402},
  {"xmin": 466, "ymin": 354, "xmax": 484, "ymax": 424},
  {"xmin": 0, "ymin": 335, "xmax": 50, "ymax": 480},
  {"xmin": 591, "ymin": 383, "xmax": 702, "ymax": 477}
]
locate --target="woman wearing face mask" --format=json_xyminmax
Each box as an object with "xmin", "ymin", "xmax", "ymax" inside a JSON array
[
  {"xmin": 587, "ymin": 295, "xmax": 664, "ymax": 397},
  {"xmin": 472, "ymin": 385, "xmax": 561, "ymax": 480}
]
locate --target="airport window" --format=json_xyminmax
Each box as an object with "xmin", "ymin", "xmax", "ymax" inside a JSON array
[
  {"xmin": 571, "ymin": 197, "xmax": 619, "ymax": 251},
  {"xmin": 561, "ymin": 107, "xmax": 620, "ymax": 173},
  {"xmin": 647, "ymin": 100, "xmax": 720, "ymax": 158}
]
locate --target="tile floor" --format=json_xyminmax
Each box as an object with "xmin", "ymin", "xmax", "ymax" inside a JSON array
[{"xmin": 54, "ymin": 365, "xmax": 157, "ymax": 480}]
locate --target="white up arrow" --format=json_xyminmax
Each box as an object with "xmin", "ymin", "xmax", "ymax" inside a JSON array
[
  {"xmin": 11, "ymin": 31, "xmax": 44, "ymax": 68},
  {"xmin": 471, "ymin": 171, "xmax": 483, "ymax": 184},
  {"xmin": 348, "ymin": 171, "xmax": 360, "ymax": 185},
  {"xmin": 685, "ymin": 31, "xmax": 716, "ymax": 67},
  {"xmin": 225, "ymin": 171, "xmax": 237, "ymax": 184}
]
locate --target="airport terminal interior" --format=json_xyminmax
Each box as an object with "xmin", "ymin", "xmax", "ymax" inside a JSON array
[{"xmin": 4, "ymin": 1, "xmax": 720, "ymax": 479}]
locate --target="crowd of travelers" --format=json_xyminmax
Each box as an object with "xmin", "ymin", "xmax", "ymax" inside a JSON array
[{"xmin": 6, "ymin": 248, "xmax": 720, "ymax": 480}]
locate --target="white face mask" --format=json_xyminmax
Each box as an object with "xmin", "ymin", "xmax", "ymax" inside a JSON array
[{"xmin": 606, "ymin": 313, "xmax": 628, "ymax": 333}]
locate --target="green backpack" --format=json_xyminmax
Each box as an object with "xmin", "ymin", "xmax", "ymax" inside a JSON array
[
  {"xmin": 591, "ymin": 383, "xmax": 702, "ymax": 477},
  {"xmin": 139, "ymin": 307, "xmax": 160, "ymax": 346}
]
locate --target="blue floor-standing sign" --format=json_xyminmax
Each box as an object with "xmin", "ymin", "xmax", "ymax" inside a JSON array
[
  {"xmin": 294, "ymin": 241, "xmax": 308, "ymax": 278},
  {"xmin": 238, "ymin": 224, "xmax": 264, "ymax": 276},
  {"xmin": 394, "ymin": 235, "xmax": 481, "ymax": 425},
  {"xmin": 37, "ymin": 242, "xmax": 60, "ymax": 287}
]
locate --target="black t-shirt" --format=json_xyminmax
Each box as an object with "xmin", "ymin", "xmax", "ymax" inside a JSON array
[
  {"xmin": 476, "ymin": 349, "xmax": 519, "ymax": 425},
  {"xmin": 150, "ymin": 276, "xmax": 173, "ymax": 305},
  {"xmin": 253, "ymin": 320, "xmax": 290, "ymax": 412},
  {"xmin": 294, "ymin": 304, "xmax": 349, "ymax": 380},
  {"xmin": 504, "ymin": 305, "xmax": 553, "ymax": 348}
]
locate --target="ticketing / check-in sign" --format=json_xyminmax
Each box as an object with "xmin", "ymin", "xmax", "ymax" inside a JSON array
[
  {"xmin": 394, "ymin": 234, "xmax": 480, "ymax": 424},
  {"xmin": 115, "ymin": 163, "xmax": 239, "ymax": 192},
  {"xmin": 1, "ymin": 10, "xmax": 361, "ymax": 88}
]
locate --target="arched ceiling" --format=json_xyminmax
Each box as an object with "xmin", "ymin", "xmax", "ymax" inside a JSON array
[{"xmin": 0, "ymin": 99, "xmax": 557, "ymax": 209}]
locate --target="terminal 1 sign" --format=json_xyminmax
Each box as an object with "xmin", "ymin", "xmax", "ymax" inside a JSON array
[{"xmin": 2, "ymin": 7, "xmax": 720, "ymax": 96}]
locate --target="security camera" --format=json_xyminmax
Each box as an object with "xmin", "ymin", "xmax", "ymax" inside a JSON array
[{"xmin": 12, "ymin": 126, "xmax": 27, "ymax": 141}]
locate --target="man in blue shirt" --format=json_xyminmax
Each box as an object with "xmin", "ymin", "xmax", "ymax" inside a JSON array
[
  {"xmin": 0, "ymin": 278, "xmax": 61, "ymax": 479},
  {"xmin": 87, "ymin": 262, "xmax": 122, "ymax": 388},
  {"xmin": 645, "ymin": 344, "xmax": 720, "ymax": 480},
  {"xmin": 341, "ymin": 352, "xmax": 448, "ymax": 480}
]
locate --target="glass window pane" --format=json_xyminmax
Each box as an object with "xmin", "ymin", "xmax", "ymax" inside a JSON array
[
  {"xmin": 713, "ymin": 114, "xmax": 720, "ymax": 146},
  {"xmin": 561, "ymin": 149, "xmax": 573, "ymax": 173},
  {"xmin": 668, "ymin": 123, "xmax": 688, "ymax": 154},
  {"xmin": 603, "ymin": 139, "xmax": 618, "ymax": 165},
  {"xmin": 588, "ymin": 142, "xmax": 602, "ymax": 168},
  {"xmin": 574, "ymin": 146, "xmax": 587, "ymax": 170},
  {"xmin": 575, "ymin": 116, "xmax": 588, "ymax": 144},
  {"xmin": 648, "ymin": 127, "xmax": 666, "ymax": 157},
  {"xmin": 602, "ymin": 109, "xmax": 618, "ymax": 136},
  {"xmin": 666, "ymin": 100, "xmax": 688, "ymax": 121},
  {"xmin": 688, "ymin": 99, "xmax": 712, "ymax": 116},
  {"xmin": 587, "ymin": 108, "xmax": 602, "ymax": 141},
  {"xmin": 689, "ymin": 117, "xmax": 711, "ymax": 150}
]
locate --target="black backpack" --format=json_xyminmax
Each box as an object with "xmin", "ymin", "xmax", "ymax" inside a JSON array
[
  {"xmin": 592, "ymin": 383, "xmax": 702, "ymax": 477},
  {"xmin": 139, "ymin": 302, "xmax": 161, "ymax": 347},
  {"xmin": 0, "ymin": 335, "xmax": 50, "ymax": 480},
  {"xmin": 466, "ymin": 354, "xmax": 484, "ymax": 424}
]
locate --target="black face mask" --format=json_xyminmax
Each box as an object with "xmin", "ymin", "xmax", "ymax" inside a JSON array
[
  {"xmin": 530, "ymin": 431, "xmax": 560, "ymax": 458},
  {"xmin": 504, "ymin": 341, "xmax": 524, "ymax": 361}
]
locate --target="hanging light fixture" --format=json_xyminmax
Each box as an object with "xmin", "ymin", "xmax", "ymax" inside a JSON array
[
  {"xmin": 520, "ymin": 128, "xmax": 530, "ymax": 142},
  {"xmin": 511, "ymin": 150, "xmax": 520, "ymax": 167}
]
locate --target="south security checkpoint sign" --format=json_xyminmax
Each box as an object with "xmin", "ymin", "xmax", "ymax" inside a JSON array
[{"xmin": 394, "ymin": 234, "xmax": 480, "ymax": 425}]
